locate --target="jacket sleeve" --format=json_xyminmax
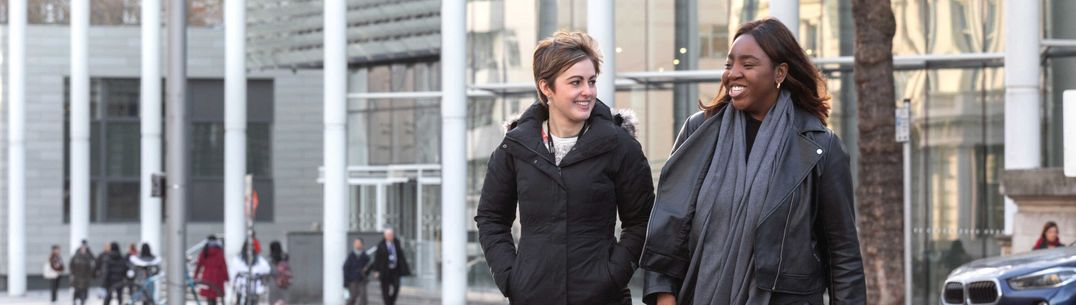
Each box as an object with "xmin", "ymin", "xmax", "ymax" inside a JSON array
[
  {"xmin": 343, "ymin": 254, "xmax": 353, "ymax": 286},
  {"xmin": 641, "ymin": 113, "xmax": 706, "ymax": 303},
  {"xmin": 473, "ymin": 144, "xmax": 518, "ymax": 297},
  {"xmin": 816, "ymin": 134, "xmax": 867, "ymax": 305},
  {"xmin": 611, "ymin": 135, "xmax": 655, "ymax": 277}
]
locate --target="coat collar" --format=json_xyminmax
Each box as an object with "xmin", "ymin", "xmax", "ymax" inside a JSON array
[
  {"xmin": 661, "ymin": 97, "xmax": 829, "ymax": 223},
  {"xmin": 503, "ymin": 99, "xmax": 621, "ymax": 167}
]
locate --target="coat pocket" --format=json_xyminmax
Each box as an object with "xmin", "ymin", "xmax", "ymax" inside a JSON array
[
  {"xmin": 605, "ymin": 245, "xmax": 634, "ymax": 291},
  {"xmin": 773, "ymin": 271, "xmax": 825, "ymax": 294}
]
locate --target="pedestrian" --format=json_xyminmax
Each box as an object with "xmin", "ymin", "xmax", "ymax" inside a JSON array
[
  {"xmin": 1034, "ymin": 221, "xmax": 1064, "ymax": 250},
  {"xmin": 44, "ymin": 244, "xmax": 65, "ymax": 303},
  {"xmin": 69, "ymin": 240, "xmax": 96, "ymax": 305},
  {"xmin": 127, "ymin": 243, "xmax": 139, "ymax": 258},
  {"xmin": 372, "ymin": 228, "xmax": 410, "ymax": 305},
  {"xmin": 344, "ymin": 238, "xmax": 371, "ymax": 305},
  {"xmin": 640, "ymin": 18, "xmax": 866, "ymax": 305},
  {"xmin": 194, "ymin": 235, "xmax": 228, "ymax": 305},
  {"xmin": 269, "ymin": 241, "xmax": 292, "ymax": 305},
  {"xmin": 474, "ymin": 31, "xmax": 654, "ymax": 305},
  {"xmin": 102, "ymin": 242, "xmax": 129, "ymax": 305},
  {"xmin": 230, "ymin": 240, "xmax": 272, "ymax": 305},
  {"xmin": 94, "ymin": 241, "xmax": 112, "ymax": 300},
  {"xmin": 130, "ymin": 243, "xmax": 161, "ymax": 305}
]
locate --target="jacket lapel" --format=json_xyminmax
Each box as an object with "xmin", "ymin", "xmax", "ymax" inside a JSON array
[{"xmin": 758, "ymin": 107, "xmax": 827, "ymax": 222}]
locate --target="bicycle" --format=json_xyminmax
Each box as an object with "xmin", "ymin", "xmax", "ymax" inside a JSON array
[
  {"xmin": 109, "ymin": 265, "xmax": 159, "ymax": 305},
  {"xmin": 113, "ymin": 265, "xmax": 223, "ymax": 305},
  {"xmin": 232, "ymin": 272, "xmax": 273, "ymax": 305}
]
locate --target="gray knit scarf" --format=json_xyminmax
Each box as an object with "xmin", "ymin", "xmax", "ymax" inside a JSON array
[{"xmin": 682, "ymin": 90, "xmax": 795, "ymax": 305}]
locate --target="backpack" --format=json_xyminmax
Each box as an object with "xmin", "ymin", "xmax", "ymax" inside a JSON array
[{"xmin": 274, "ymin": 260, "xmax": 292, "ymax": 289}]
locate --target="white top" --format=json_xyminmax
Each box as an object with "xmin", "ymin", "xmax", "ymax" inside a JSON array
[
  {"xmin": 229, "ymin": 255, "xmax": 272, "ymax": 294},
  {"xmin": 550, "ymin": 133, "xmax": 578, "ymax": 165},
  {"xmin": 542, "ymin": 120, "xmax": 579, "ymax": 166}
]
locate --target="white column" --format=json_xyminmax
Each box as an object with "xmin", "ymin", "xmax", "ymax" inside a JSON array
[
  {"xmin": 587, "ymin": 0, "xmax": 615, "ymax": 107},
  {"xmin": 415, "ymin": 174, "xmax": 423, "ymax": 241},
  {"xmin": 375, "ymin": 183, "xmax": 385, "ymax": 230},
  {"xmin": 224, "ymin": 0, "xmax": 247, "ymax": 262},
  {"xmin": 771, "ymin": 0, "xmax": 800, "ymax": 40},
  {"xmin": 1065, "ymin": 90, "xmax": 1076, "ymax": 177},
  {"xmin": 441, "ymin": 0, "xmax": 467, "ymax": 304},
  {"xmin": 70, "ymin": 0, "xmax": 90, "ymax": 254},
  {"xmin": 140, "ymin": 0, "xmax": 162, "ymax": 252},
  {"xmin": 1003, "ymin": 0, "xmax": 1041, "ymax": 234},
  {"xmin": 322, "ymin": 0, "xmax": 348, "ymax": 303},
  {"xmin": 6, "ymin": 0, "xmax": 27, "ymax": 296}
]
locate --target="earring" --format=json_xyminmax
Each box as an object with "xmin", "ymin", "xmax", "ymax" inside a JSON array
[{"xmin": 777, "ymin": 81, "xmax": 782, "ymax": 89}]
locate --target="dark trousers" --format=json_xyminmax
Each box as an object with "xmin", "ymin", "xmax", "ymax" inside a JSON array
[
  {"xmin": 380, "ymin": 275, "xmax": 400, "ymax": 305},
  {"xmin": 72, "ymin": 287, "xmax": 89, "ymax": 305},
  {"xmin": 49, "ymin": 278, "xmax": 61, "ymax": 302},
  {"xmin": 102, "ymin": 285, "xmax": 124, "ymax": 305},
  {"xmin": 347, "ymin": 280, "xmax": 367, "ymax": 305}
]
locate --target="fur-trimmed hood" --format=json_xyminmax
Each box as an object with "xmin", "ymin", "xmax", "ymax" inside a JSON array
[{"xmin": 503, "ymin": 100, "xmax": 639, "ymax": 138}]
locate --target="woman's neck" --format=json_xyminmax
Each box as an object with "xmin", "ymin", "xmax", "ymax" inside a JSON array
[
  {"xmin": 548, "ymin": 117, "xmax": 584, "ymax": 138},
  {"xmin": 746, "ymin": 90, "xmax": 781, "ymax": 121}
]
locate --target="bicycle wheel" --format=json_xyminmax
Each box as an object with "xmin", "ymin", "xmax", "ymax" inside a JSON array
[
  {"xmin": 189, "ymin": 280, "xmax": 224, "ymax": 305},
  {"xmin": 110, "ymin": 282, "xmax": 147, "ymax": 305}
]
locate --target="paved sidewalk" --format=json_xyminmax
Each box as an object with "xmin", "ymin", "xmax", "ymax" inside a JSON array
[{"xmin": 1, "ymin": 287, "xmax": 509, "ymax": 305}]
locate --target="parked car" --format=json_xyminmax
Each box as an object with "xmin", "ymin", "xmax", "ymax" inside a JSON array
[{"xmin": 942, "ymin": 246, "xmax": 1076, "ymax": 305}]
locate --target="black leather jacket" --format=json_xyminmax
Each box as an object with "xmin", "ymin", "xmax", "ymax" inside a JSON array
[{"xmin": 640, "ymin": 106, "xmax": 866, "ymax": 305}]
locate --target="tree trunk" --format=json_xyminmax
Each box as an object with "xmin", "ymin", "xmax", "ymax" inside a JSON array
[{"xmin": 851, "ymin": 0, "xmax": 903, "ymax": 304}]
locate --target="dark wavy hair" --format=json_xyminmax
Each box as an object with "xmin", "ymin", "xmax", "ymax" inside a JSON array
[
  {"xmin": 1040, "ymin": 221, "xmax": 1061, "ymax": 244},
  {"xmin": 703, "ymin": 18, "xmax": 831, "ymax": 124}
]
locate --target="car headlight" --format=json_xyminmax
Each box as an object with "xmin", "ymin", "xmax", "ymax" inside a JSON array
[{"xmin": 1008, "ymin": 267, "xmax": 1076, "ymax": 290}]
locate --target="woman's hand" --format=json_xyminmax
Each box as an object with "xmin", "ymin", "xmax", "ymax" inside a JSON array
[{"xmin": 656, "ymin": 292, "xmax": 676, "ymax": 305}]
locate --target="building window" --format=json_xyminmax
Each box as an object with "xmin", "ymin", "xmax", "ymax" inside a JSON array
[
  {"xmin": 64, "ymin": 78, "xmax": 141, "ymax": 222},
  {"xmin": 699, "ymin": 25, "xmax": 728, "ymax": 59},
  {"xmin": 64, "ymin": 78, "xmax": 274, "ymax": 223},
  {"xmin": 188, "ymin": 79, "xmax": 275, "ymax": 222}
]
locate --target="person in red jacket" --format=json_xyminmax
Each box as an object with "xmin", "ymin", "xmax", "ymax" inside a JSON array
[
  {"xmin": 1034, "ymin": 221, "xmax": 1064, "ymax": 250},
  {"xmin": 194, "ymin": 235, "xmax": 229, "ymax": 305}
]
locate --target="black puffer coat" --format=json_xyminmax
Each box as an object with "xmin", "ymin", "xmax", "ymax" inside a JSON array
[
  {"xmin": 102, "ymin": 252, "xmax": 129, "ymax": 288},
  {"xmin": 475, "ymin": 100, "xmax": 655, "ymax": 305}
]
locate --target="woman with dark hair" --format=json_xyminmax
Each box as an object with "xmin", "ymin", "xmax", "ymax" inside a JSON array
[
  {"xmin": 231, "ymin": 239, "xmax": 272, "ymax": 304},
  {"xmin": 128, "ymin": 243, "xmax": 161, "ymax": 305},
  {"xmin": 195, "ymin": 235, "xmax": 228, "ymax": 305},
  {"xmin": 1034, "ymin": 221, "xmax": 1063, "ymax": 250},
  {"xmin": 44, "ymin": 245, "xmax": 64, "ymax": 302},
  {"xmin": 640, "ymin": 18, "xmax": 866, "ymax": 305},
  {"xmin": 102, "ymin": 242, "xmax": 129, "ymax": 305},
  {"xmin": 475, "ymin": 31, "xmax": 655, "ymax": 305},
  {"xmin": 268, "ymin": 241, "xmax": 292, "ymax": 305}
]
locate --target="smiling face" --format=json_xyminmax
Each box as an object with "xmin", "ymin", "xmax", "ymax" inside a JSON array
[
  {"xmin": 723, "ymin": 34, "xmax": 787, "ymax": 119},
  {"xmin": 540, "ymin": 60, "xmax": 597, "ymax": 127}
]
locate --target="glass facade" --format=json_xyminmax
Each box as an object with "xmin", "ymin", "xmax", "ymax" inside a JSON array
[{"xmin": 336, "ymin": 0, "xmax": 1073, "ymax": 301}]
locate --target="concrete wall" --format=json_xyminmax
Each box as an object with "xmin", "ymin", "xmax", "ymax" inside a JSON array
[
  {"xmin": 0, "ymin": 25, "xmax": 324, "ymax": 278},
  {"xmin": 1003, "ymin": 168, "xmax": 1076, "ymax": 253}
]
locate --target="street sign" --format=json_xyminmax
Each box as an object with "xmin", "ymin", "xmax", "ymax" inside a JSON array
[
  {"xmin": 896, "ymin": 98, "xmax": 911, "ymax": 143},
  {"xmin": 151, "ymin": 173, "xmax": 166, "ymax": 198}
]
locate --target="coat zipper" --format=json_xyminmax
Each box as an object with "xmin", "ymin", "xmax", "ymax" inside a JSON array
[{"xmin": 771, "ymin": 189, "xmax": 797, "ymax": 290}]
